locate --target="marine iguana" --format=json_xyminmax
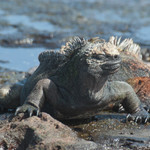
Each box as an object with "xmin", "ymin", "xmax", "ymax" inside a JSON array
[{"xmin": 0, "ymin": 36, "xmax": 150, "ymax": 123}]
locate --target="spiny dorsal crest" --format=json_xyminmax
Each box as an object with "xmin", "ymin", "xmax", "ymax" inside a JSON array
[
  {"xmin": 88, "ymin": 37, "xmax": 105, "ymax": 43},
  {"xmin": 39, "ymin": 36, "xmax": 142, "ymax": 64},
  {"xmin": 38, "ymin": 50, "xmax": 65, "ymax": 63},
  {"xmin": 60, "ymin": 36, "xmax": 86, "ymax": 59},
  {"xmin": 109, "ymin": 36, "xmax": 142, "ymax": 59}
]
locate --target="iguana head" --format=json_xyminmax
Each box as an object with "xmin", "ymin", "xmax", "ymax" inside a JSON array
[
  {"xmin": 60, "ymin": 36, "xmax": 141, "ymax": 81},
  {"xmin": 61, "ymin": 37, "xmax": 121, "ymax": 80},
  {"xmin": 85, "ymin": 40, "xmax": 121, "ymax": 77}
]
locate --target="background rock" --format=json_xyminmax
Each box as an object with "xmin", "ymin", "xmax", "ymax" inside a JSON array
[
  {"xmin": 127, "ymin": 77, "xmax": 150, "ymax": 105},
  {"xmin": 0, "ymin": 113, "xmax": 97, "ymax": 150}
]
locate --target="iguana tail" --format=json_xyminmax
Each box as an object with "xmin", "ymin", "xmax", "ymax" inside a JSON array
[{"xmin": 0, "ymin": 83, "xmax": 23, "ymax": 109}]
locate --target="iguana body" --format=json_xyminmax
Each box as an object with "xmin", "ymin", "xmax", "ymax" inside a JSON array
[{"xmin": 0, "ymin": 36, "xmax": 150, "ymax": 123}]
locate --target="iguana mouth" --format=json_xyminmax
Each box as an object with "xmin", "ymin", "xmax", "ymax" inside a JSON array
[{"xmin": 102, "ymin": 60, "xmax": 121, "ymax": 73}]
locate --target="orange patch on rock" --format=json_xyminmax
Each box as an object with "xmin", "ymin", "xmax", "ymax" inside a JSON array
[{"xmin": 127, "ymin": 77, "xmax": 150, "ymax": 102}]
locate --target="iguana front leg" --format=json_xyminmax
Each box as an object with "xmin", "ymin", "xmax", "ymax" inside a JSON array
[
  {"xmin": 15, "ymin": 79, "xmax": 59, "ymax": 116},
  {"xmin": 101, "ymin": 81, "xmax": 149, "ymax": 123}
]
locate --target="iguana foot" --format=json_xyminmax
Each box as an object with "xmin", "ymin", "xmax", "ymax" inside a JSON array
[
  {"xmin": 126, "ymin": 107, "xmax": 149, "ymax": 124},
  {"xmin": 15, "ymin": 104, "xmax": 40, "ymax": 117}
]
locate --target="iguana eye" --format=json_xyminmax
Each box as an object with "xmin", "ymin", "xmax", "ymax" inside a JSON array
[
  {"xmin": 92, "ymin": 54, "xmax": 105, "ymax": 60},
  {"xmin": 106, "ymin": 54, "xmax": 120, "ymax": 61}
]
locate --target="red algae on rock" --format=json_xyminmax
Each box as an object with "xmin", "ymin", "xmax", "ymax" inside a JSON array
[{"xmin": 127, "ymin": 77, "xmax": 150, "ymax": 103}]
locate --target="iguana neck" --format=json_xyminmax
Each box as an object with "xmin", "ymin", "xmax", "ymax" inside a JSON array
[{"xmin": 78, "ymin": 71, "xmax": 108, "ymax": 97}]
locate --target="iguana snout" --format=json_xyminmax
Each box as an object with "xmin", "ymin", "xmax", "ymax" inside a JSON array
[
  {"xmin": 102, "ymin": 55, "xmax": 121, "ymax": 74},
  {"xmin": 102, "ymin": 54, "xmax": 121, "ymax": 74},
  {"xmin": 100, "ymin": 42, "xmax": 121, "ymax": 74}
]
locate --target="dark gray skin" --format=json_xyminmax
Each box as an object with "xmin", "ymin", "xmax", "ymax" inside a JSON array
[{"xmin": 0, "ymin": 37, "xmax": 149, "ymax": 123}]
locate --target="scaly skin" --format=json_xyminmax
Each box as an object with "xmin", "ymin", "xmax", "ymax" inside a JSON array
[{"xmin": 0, "ymin": 36, "xmax": 150, "ymax": 123}]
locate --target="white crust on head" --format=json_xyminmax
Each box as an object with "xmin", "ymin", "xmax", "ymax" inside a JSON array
[{"xmin": 109, "ymin": 36, "xmax": 142, "ymax": 59}]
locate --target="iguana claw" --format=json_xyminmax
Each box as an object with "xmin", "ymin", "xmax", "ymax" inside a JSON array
[
  {"xmin": 15, "ymin": 104, "xmax": 40, "ymax": 117},
  {"xmin": 144, "ymin": 106, "xmax": 150, "ymax": 113},
  {"xmin": 143, "ymin": 116, "xmax": 149, "ymax": 124},
  {"xmin": 126, "ymin": 107, "xmax": 149, "ymax": 124},
  {"xmin": 135, "ymin": 116, "xmax": 142, "ymax": 123},
  {"xmin": 126, "ymin": 114, "xmax": 132, "ymax": 121}
]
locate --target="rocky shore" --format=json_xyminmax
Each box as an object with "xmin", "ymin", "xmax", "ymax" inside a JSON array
[{"xmin": 1, "ymin": 0, "xmax": 150, "ymax": 149}]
